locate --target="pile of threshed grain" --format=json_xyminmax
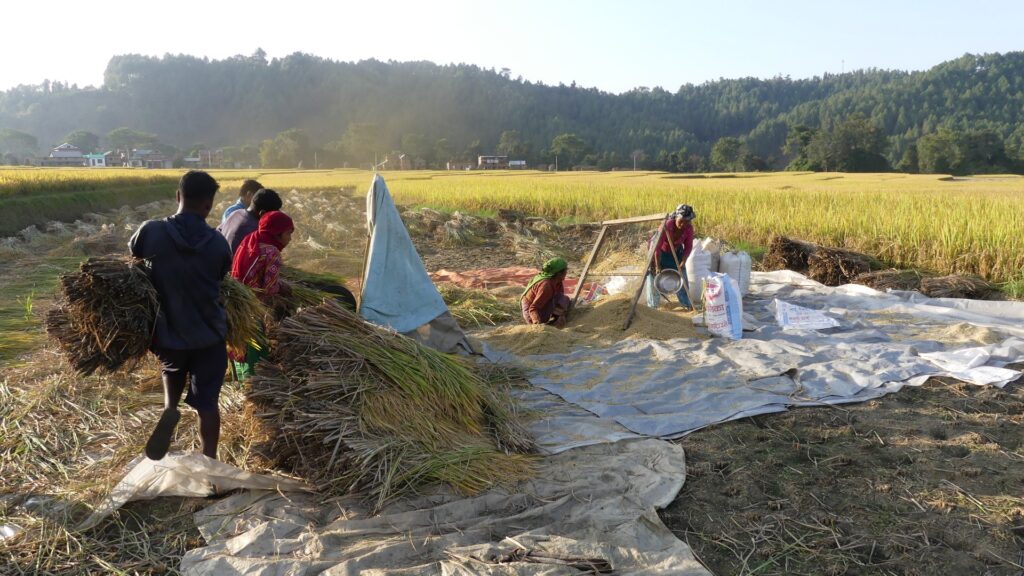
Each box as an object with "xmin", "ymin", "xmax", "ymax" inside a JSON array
[
  {"xmin": 479, "ymin": 294, "xmax": 705, "ymax": 356},
  {"xmin": 46, "ymin": 255, "xmax": 266, "ymax": 375},
  {"xmin": 763, "ymin": 236, "xmax": 873, "ymax": 286},
  {"xmin": 247, "ymin": 300, "xmax": 536, "ymax": 510}
]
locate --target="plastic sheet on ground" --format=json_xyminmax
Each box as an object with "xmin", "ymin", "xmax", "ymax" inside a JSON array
[
  {"xmin": 180, "ymin": 439, "xmax": 709, "ymax": 575},
  {"xmin": 77, "ymin": 452, "xmax": 309, "ymax": 530},
  {"xmin": 486, "ymin": 270, "xmax": 1024, "ymax": 440}
]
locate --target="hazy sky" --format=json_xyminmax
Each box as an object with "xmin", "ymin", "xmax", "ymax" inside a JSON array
[{"xmin": 4, "ymin": 0, "xmax": 1022, "ymax": 93}]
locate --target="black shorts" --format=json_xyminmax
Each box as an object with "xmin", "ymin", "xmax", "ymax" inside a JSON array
[{"xmin": 152, "ymin": 344, "xmax": 228, "ymax": 411}]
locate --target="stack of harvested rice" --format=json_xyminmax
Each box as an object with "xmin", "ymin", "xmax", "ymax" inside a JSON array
[
  {"xmin": 438, "ymin": 284, "xmax": 519, "ymax": 327},
  {"xmin": 47, "ymin": 256, "xmax": 267, "ymax": 375},
  {"xmin": 280, "ymin": 266, "xmax": 356, "ymax": 312},
  {"xmin": 45, "ymin": 256, "xmax": 158, "ymax": 375},
  {"xmin": 220, "ymin": 277, "xmax": 268, "ymax": 356},
  {"xmin": 761, "ymin": 236, "xmax": 818, "ymax": 272},
  {"xmin": 920, "ymin": 275, "xmax": 995, "ymax": 300},
  {"xmin": 763, "ymin": 236, "xmax": 876, "ymax": 286},
  {"xmin": 807, "ymin": 247, "xmax": 872, "ymax": 286},
  {"xmin": 853, "ymin": 269, "xmax": 927, "ymax": 292},
  {"xmin": 248, "ymin": 300, "xmax": 535, "ymax": 510}
]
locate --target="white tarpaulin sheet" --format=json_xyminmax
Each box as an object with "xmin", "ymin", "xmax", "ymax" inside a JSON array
[
  {"xmin": 180, "ymin": 439, "xmax": 709, "ymax": 575},
  {"xmin": 491, "ymin": 270, "xmax": 1024, "ymax": 440}
]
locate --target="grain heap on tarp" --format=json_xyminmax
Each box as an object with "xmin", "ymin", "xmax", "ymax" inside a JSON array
[
  {"xmin": 480, "ymin": 294, "xmax": 705, "ymax": 356},
  {"xmin": 45, "ymin": 256, "xmax": 158, "ymax": 375},
  {"xmin": 47, "ymin": 255, "xmax": 267, "ymax": 375},
  {"xmin": 247, "ymin": 300, "xmax": 536, "ymax": 510}
]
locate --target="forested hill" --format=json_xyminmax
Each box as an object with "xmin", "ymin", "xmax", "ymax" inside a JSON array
[{"xmin": 1, "ymin": 50, "xmax": 1023, "ymax": 173}]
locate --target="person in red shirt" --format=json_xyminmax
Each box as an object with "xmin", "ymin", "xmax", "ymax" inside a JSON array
[
  {"xmin": 521, "ymin": 257, "xmax": 571, "ymax": 328},
  {"xmin": 652, "ymin": 204, "xmax": 696, "ymax": 309}
]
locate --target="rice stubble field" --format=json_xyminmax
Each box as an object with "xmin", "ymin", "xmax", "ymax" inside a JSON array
[{"xmin": 1, "ymin": 169, "xmax": 1023, "ymax": 574}]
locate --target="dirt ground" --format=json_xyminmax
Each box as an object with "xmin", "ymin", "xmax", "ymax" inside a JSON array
[{"xmin": 662, "ymin": 374, "xmax": 1024, "ymax": 576}]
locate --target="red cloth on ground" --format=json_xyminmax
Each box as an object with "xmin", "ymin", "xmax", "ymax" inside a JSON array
[{"xmin": 430, "ymin": 267, "xmax": 606, "ymax": 302}]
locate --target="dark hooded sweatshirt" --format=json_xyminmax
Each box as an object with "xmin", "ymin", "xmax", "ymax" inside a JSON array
[{"xmin": 129, "ymin": 212, "xmax": 232, "ymax": 350}]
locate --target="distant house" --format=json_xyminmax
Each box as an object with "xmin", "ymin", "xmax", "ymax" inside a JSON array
[
  {"xmin": 509, "ymin": 160, "xmax": 527, "ymax": 169},
  {"xmin": 130, "ymin": 149, "xmax": 173, "ymax": 169},
  {"xmin": 477, "ymin": 155, "xmax": 509, "ymax": 170},
  {"xmin": 41, "ymin": 143, "xmax": 85, "ymax": 167},
  {"xmin": 84, "ymin": 152, "xmax": 113, "ymax": 168},
  {"xmin": 446, "ymin": 161, "xmax": 475, "ymax": 171},
  {"xmin": 183, "ymin": 156, "xmax": 202, "ymax": 168}
]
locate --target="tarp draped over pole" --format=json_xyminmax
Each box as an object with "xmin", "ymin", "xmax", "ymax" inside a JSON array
[{"xmin": 360, "ymin": 174, "xmax": 472, "ymax": 352}]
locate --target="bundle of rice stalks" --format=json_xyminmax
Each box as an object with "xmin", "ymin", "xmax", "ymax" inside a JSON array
[
  {"xmin": 920, "ymin": 275, "xmax": 996, "ymax": 300},
  {"xmin": 248, "ymin": 300, "xmax": 535, "ymax": 510},
  {"xmin": 45, "ymin": 256, "xmax": 157, "ymax": 375},
  {"xmin": 277, "ymin": 266, "xmax": 356, "ymax": 316},
  {"xmin": 438, "ymin": 284, "xmax": 519, "ymax": 327},
  {"xmin": 807, "ymin": 247, "xmax": 872, "ymax": 286},
  {"xmin": 853, "ymin": 269, "xmax": 927, "ymax": 292},
  {"xmin": 761, "ymin": 236, "xmax": 817, "ymax": 272},
  {"xmin": 220, "ymin": 277, "xmax": 267, "ymax": 356},
  {"xmin": 436, "ymin": 213, "xmax": 480, "ymax": 247}
]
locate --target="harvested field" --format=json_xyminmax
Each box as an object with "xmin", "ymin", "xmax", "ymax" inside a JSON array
[
  {"xmin": 3, "ymin": 175, "xmax": 1024, "ymax": 575},
  {"xmin": 663, "ymin": 373, "xmax": 1024, "ymax": 576}
]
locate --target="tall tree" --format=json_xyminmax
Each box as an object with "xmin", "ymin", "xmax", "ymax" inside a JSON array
[
  {"xmin": 64, "ymin": 130, "xmax": 100, "ymax": 153},
  {"xmin": 550, "ymin": 133, "xmax": 587, "ymax": 167},
  {"xmin": 106, "ymin": 127, "xmax": 158, "ymax": 151},
  {"xmin": 711, "ymin": 137, "xmax": 744, "ymax": 171},
  {"xmin": 0, "ymin": 128, "xmax": 38, "ymax": 162},
  {"xmin": 917, "ymin": 129, "xmax": 959, "ymax": 174}
]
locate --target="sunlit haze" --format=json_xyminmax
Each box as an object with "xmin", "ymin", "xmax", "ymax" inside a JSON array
[{"xmin": 5, "ymin": 0, "xmax": 1023, "ymax": 93}]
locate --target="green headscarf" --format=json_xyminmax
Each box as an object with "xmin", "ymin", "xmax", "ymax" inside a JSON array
[{"xmin": 521, "ymin": 257, "xmax": 568, "ymax": 300}]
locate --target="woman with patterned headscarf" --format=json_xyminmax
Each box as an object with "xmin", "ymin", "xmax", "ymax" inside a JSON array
[
  {"xmin": 521, "ymin": 257, "xmax": 571, "ymax": 328},
  {"xmin": 229, "ymin": 210, "xmax": 295, "ymax": 379},
  {"xmin": 231, "ymin": 210, "xmax": 295, "ymax": 302}
]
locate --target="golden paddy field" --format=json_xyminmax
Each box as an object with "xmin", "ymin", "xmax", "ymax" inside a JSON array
[{"xmin": 2, "ymin": 167, "xmax": 1023, "ymax": 283}]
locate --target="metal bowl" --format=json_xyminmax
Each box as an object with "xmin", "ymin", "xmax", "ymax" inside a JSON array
[{"xmin": 654, "ymin": 269, "xmax": 683, "ymax": 296}]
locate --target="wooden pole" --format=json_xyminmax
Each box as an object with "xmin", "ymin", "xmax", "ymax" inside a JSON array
[
  {"xmin": 357, "ymin": 231, "xmax": 370, "ymax": 313},
  {"xmin": 571, "ymin": 225, "xmax": 608, "ymax": 308},
  {"xmin": 668, "ymin": 241, "xmax": 700, "ymax": 312},
  {"xmin": 601, "ymin": 213, "xmax": 666, "ymax": 226},
  {"xmin": 623, "ymin": 219, "xmax": 666, "ymax": 330}
]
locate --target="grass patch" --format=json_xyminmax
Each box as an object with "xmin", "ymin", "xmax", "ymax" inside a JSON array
[
  {"xmin": 0, "ymin": 184, "xmax": 174, "ymax": 237},
  {"xmin": 0, "ymin": 256, "xmax": 83, "ymax": 363}
]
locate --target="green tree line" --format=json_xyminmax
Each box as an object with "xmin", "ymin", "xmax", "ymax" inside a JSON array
[{"xmin": 1, "ymin": 50, "xmax": 1022, "ymax": 173}]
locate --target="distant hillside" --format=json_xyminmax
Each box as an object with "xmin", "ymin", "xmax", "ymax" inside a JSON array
[{"xmin": 1, "ymin": 51, "xmax": 1022, "ymax": 172}]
